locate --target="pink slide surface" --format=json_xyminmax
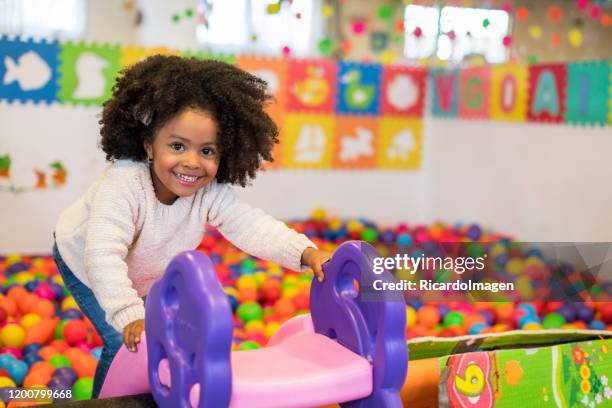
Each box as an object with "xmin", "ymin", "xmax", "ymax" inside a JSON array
[{"xmin": 100, "ymin": 321, "xmax": 373, "ymax": 407}]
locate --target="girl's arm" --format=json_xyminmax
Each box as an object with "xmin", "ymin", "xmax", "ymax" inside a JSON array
[
  {"xmin": 206, "ymin": 183, "xmax": 316, "ymax": 273},
  {"xmin": 84, "ymin": 167, "xmax": 145, "ymax": 333}
]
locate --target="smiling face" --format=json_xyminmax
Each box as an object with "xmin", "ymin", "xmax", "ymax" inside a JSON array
[{"xmin": 144, "ymin": 108, "xmax": 219, "ymax": 205}]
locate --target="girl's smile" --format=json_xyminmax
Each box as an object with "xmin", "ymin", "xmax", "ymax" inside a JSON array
[{"xmin": 144, "ymin": 108, "xmax": 219, "ymax": 205}]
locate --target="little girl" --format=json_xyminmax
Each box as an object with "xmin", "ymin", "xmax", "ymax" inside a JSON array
[{"xmin": 52, "ymin": 55, "xmax": 331, "ymax": 398}]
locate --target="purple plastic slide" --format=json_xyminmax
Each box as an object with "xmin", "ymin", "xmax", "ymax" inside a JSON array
[{"xmin": 99, "ymin": 241, "xmax": 407, "ymax": 407}]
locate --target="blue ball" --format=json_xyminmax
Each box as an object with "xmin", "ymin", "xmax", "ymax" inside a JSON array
[
  {"xmin": 48, "ymin": 281, "xmax": 66, "ymax": 301},
  {"xmin": 228, "ymin": 295, "xmax": 239, "ymax": 312},
  {"xmin": 589, "ymin": 320, "xmax": 606, "ymax": 330},
  {"xmin": 396, "ymin": 233, "xmax": 413, "ymax": 247},
  {"xmin": 519, "ymin": 314, "xmax": 540, "ymax": 328},
  {"xmin": 469, "ymin": 322, "xmax": 487, "ymax": 335},
  {"xmin": 5, "ymin": 359, "xmax": 28, "ymax": 386},
  {"xmin": 23, "ymin": 353, "xmax": 43, "ymax": 367},
  {"xmin": 24, "ymin": 281, "xmax": 40, "ymax": 292},
  {"xmin": 90, "ymin": 348, "xmax": 103, "ymax": 361},
  {"xmin": 22, "ymin": 343, "xmax": 43, "ymax": 356},
  {"xmin": 0, "ymin": 353, "xmax": 16, "ymax": 369}
]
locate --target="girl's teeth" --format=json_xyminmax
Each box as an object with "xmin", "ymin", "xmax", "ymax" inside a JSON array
[{"xmin": 175, "ymin": 173, "xmax": 198, "ymax": 183}]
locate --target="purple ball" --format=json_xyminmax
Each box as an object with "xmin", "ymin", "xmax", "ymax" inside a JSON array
[
  {"xmin": 53, "ymin": 366, "xmax": 78, "ymax": 385},
  {"xmin": 436, "ymin": 304, "xmax": 451, "ymax": 319},
  {"xmin": 574, "ymin": 304, "xmax": 594, "ymax": 323},
  {"xmin": 479, "ymin": 310, "xmax": 494, "ymax": 326},
  {"xmin": 557, "ymin": 304, "xmax": 576, "ymax": 323},
  {"xmin": 466, "ymin": 224, "xmax": 482, "ymax": 241},
  {"xmin": 61, "ymin": 308, "xmax": 83, "ymax": 320}
]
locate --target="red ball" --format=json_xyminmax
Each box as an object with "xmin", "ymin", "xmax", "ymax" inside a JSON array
[{"xmin": 63, "ymin": 319, "xmax": 87, "ymax": 346}]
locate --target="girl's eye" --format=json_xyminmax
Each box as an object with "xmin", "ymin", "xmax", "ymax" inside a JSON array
[
  {"xmin": 202, "ymin": 147, "xmax": 216, "ymax": 156},
  {"xmin": 170, "ymin": 143, "xmax": 184, "ymax": 151}
]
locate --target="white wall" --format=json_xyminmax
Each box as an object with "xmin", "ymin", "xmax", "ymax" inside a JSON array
[{"xmin": 2, "ymin": 100, "xmax": 611, "ymax": 254}]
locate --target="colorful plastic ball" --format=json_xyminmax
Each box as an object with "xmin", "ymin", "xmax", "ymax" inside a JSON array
[
  {"xmin": 273, "ymin": 298, "xmax": 296, "ymax": 318},
  {"xmin": 61, "ymin": 308, "xmax": 83, "ymax": 320},
  {"xmin": 237, "ymin": 341, "xmax": 260, "ymax": 351},
  {"xmin": 227, "ymin": 295, "xmax": 239, "ymax": 312},
  {"xmin": 589, "ymin": 320, "xmax": 605, "ymax": 330},
  {"xmin": 396, "ymin": 233, "xmax": 413, "ymax": 247},
  {"xmin": 22, "ymin": 343, "xmax": 43, "ymax": 356},
  {"xmin": 60, "ymin": 297, "xmax": 79, "ymax": 312},
  {"xmin": 557, "ymin": 304, "xmax": 576, "ymax": 322},
  {"xmin": 236, "ymin": 302, "xmax": 264, "ymax": 324},
  {"xmin": 406, "ymin": 306, "xmax": 417, "ymax": 327},
  {"xmin": 574, "ymin": 304, "xmax": 594, "ymax": 323},
  {"xmin": 443, "ymin": 311, "xmax": 464, "ymax": 327},
  {"xmin": 417, "ymin": 306, "xmax": 440, "ymax": 329},
  {"xmin": 469, "ymin": 322, "xmax": 487, "ymax": 335},
  {"xmin": 53, "ymin": 366, "xmax": 77, "ymax": 384},
  {"xmin": 37, "ymin": 346, "xmax": 59, "ymax": 361},
  {"xmin": 23, "ymin": 353, "xmax": 43, "ymax": 367},
  {"xmin": 542, "ymin": 312, "xmax": 566, "ymax": 329},
  {"xmin": 72, "ymin": 377, "xmax": 93, "ymax": 400},
  {"xmin": 55, "ymin": 320, "xmax": 68, "ymax": 340},
  {"xmin": 20, "ymin": 313, "xmax": 42, "ymax": 330},
  {"xmin": 48, "ymin": 375, "xmax": 72, "ymax": 392},
  {"xmin": 361, "ymin": 228, "xmax": 378, "ymax": 243},
  {"xmin": 34, "ymin": 285, "xmax": 55, "ymax": 301},
  {"xmin": 0, "ymin": 348, "xmax": 21, "ymax": 360},
  {"xmin": 63, "ymin": 320, "xmax": 87, "ymax": 346},
  {"xmin": 72, "ymin": 354, "xmax": 96, "ymax": 378},
  {"xmin": 90, "ymin": 347, "xmax": 102, "ymax": 360},
  {"xmin": 0, "ymin": 324, "xmax": 25, "ymax": 348},
  {"xmin": 4, "ymin": 359, "xmax": 28, "ymax": 385},
  {"xmin": 23, "ymin": 370, "xmax": 52, "ymax": 388},
  {"xmin": 0, "ymin": 376, "xmax": 15, "ymax": 387},
  {"xmin": 48, "ymin": 354, "xmax": 71, "ymax": 368}
]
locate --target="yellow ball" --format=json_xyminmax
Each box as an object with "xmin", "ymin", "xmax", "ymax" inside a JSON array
[
  {"xmin": 282, "ymin": 286, "xmax": 300, "ymax": 299},
  {"xmin": 224, "ymin": 287, "xmax": 238, "ymax": 297},
  {"xmin": 528, "ymin": 25, "xmax": 542, "ymax": 39},
  {"xmin": 20, "ymin": 313, "xmax": 42, "ymax": 329},
  {"xmin": 5, "ymin": 255, "xmax": 22, "ymax": 266},
  {"xmin": 523, "ymin": 323, "xmax": 542, "ymax": 331},
  {"xmin": 52, "ymin": 274, "xmax": 64, "ymax": 285},
  {"xmin": 312, "ymin": 208, "xmax": 327, "ymax": 222},
  {"xmin": 506, "ymin": 258, "xmax": 524, "ymax": 275},
  {"xmin": 346, "ymin": 220, "xmax": 363, "ymax": 233},
  {"xmin": 236, "ymin": 275, "xmax": 257, "ymax": 291},
  {"xmin": 0, "ymin": 376, "xmax": 16, "ymax": 387},
  {"xmin": 245, "ymin": 320, "xmax": 265, "ymax": 335},
  {"xmin": 283, "ymin": 275, "xmax": 299, "ymax": 286},
  {"xmin": 264, "ymin": 322, "xmax": 281, "ymax": 339},
  {"xmin": 254, "ymin": 272, "xmax": 268, "ymax": 286},
  {"xmin": 329, "ymin": 218, "xmax": 342, "ymax": 231},
  {"xmin": 0, "ymin": 324, "xmax": 26, "ymax": 348},
  {"xmin": 406, "ymin": 306, "xmax": 417, "ymax": 327},
  {"xmin": 61, "ymin": 296, "xmax": 79, "ymax": 311},
  {"xmin": 14, "ymin": 272, "xmax": 35, "ymax": 285},
  {"xmin": 568, "ymin": 28, "xmax": 583, "ymax": 47}
]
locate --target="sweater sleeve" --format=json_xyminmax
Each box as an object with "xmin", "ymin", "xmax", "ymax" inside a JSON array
[
  {"xmin": 206, "ymin": 183, "xmax": 316, "ymax": 272},
  {"xmin": 84, "ymin": 167, "xmax": 145, "ymax": 332}
]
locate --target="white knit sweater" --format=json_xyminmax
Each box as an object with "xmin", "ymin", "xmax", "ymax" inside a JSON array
[{"xmin": 55, "ymin": 160, "xmax": 315, "ymax": 332}]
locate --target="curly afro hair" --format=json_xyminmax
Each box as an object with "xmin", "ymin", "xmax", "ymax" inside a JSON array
[{"xmin": 99, "ymin": 55, "xmax": 279, "ymax": 186}]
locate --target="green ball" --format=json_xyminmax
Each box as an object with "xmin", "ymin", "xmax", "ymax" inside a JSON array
[
  {"xmin": 467, "ymin": 243, "xmax": 485, "ymax": 258},
  {"xmin": 49, "ymin": 354, "xmax": 71, "ymax": 368},
  {"xmin": 377, "ymin": 4, "xmax": 393, "ymax": 20},
  {"xmin": 443, "ymin": 311, "xmax": 464, "ymax": 327},
  {"xmin": 361, "ymin": 228, "xmax": 378, "ymax": 243},
  {"xmin": 435, "ymin": 268, "xmax": 451, "ymax": 283},
  {"xmin": 318, "ymin": 38, "xmax": 333, "ymax": 56},
  {"xmin": 55, "ymin": 319, "xmax": 68, "ymax": 340},
  {"xmin": 238, "ymin": 341, "xmax": 260, "ymax": 351},
  {"xmin": 236, "ymin": 302, "xmax": 263, "ymax": 324},
  {"xmin": 72, "ymin": 377, "xmax": 93, "ymax": 400},
  {"xmin": 542, "ymin": 312, "xmax": 566, "ymax": 329}
]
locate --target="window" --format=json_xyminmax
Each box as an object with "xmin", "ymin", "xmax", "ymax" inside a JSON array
[
  {"xmin": 196, "ymin": 0, "xmax": 323, "ymax": 57},
  {"xmin": 404, "ymin": 4, "xmax": 510, "ymax": 64},
  {"xmin": 0, "ymin": 0, "xmax": 86, "ymax": 40}
]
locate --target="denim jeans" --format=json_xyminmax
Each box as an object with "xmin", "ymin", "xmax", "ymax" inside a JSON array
[{"xmin": 52, "ymin": 243, "xmax": 123, "ymax": 398}]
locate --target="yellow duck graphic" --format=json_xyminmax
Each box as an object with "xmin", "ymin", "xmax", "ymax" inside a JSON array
[{"xmin": 293, "ymin": 66, "xmax": 330, "ymax": 107}]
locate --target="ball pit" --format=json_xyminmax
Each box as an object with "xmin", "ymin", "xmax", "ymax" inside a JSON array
[{"xmin": 0, "ymin": 208, "xmax": 610, "ymax": 402}]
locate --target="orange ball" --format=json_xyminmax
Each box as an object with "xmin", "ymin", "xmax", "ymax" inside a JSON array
[
  {"xmin": 417, "ymin": 306, "xmax": 440, "ymax": 329},
  {"xmin": 495, "ymin": 303, "xmax": 514, "ymax": 323},
  {"xmin": 29, "ymin": 361, "xmax": 55, "ymax": 376},
  {"xmin": 31, "ymin": 299, "xmax": 55, "ymax": 318},
  {"xmin": 49, "ymin": 339, "xmax": 69, "ymax": 353},
  {"xmin": 0, "ymin": 297, "xmax": 18, "ymax": 317},
  {"xmin": 37, "ymin": 346, "xmax": 59, "ymax": 361},
  {"xmin": 17, "ymin": 293, "xmax": 38, "ymax": 315},
  {"xmin": 23, "ymin": 371, "xmax": 51, "ymax": 388},
  {"xmin": 236, "ymin": 288, "xmax": 258, "ymax": 303},
  {"xmin": 273, "ymin": 298, "xmax": 296, "ymax": 318},
  {"xmin": 6, "ymin": 287, "xmax": 28, "ymax": 302},
  {"xmin": 63, "ymin": 347, "xmax": 85, "ymax": 366},
  {"xmin": 72, "ymin": 354, "xmax": 97, "ymax": 378}
]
